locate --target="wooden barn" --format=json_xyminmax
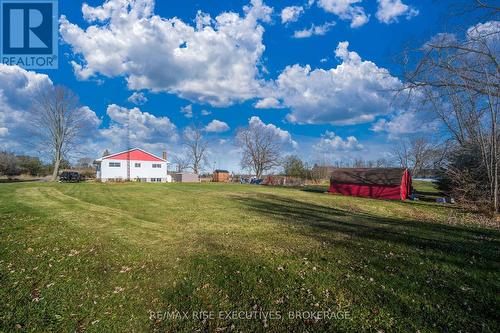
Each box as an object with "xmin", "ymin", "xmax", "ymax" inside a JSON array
[
  {"xmin": 213, "ymin": 170, "xmax": 230, "ymax": 183},
  {"xmin": 328, "ymin": 168, "xmax": 412, "ymax": 201}
]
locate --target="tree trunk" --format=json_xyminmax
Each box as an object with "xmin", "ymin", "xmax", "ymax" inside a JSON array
[
  {"xmin": 494, "ymin": 163, "xmax": 498, "ymax": 213},
  {"xmin": 51, "ymin": 151, "xmax": 61, "ymax": 182}
]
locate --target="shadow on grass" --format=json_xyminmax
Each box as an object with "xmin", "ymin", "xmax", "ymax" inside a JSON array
[
  {"xmin": 415, "ymin": 190, "xmax": 444, "ymax": 197},
  {"xmin": 232, "ymin": 193, "xmax": 500, "ymax": 274},
  {"xmin": 0, "ymin": 178, "xmax": 42, "ymax": 183},
  {"xmin": 300, "ymin": 185, "xmax": 329, "ymax": 193},
  {"xmin": 235, "ymin": 194, "xmax": 497, "ymax": 240},
  {"xmin": 227, "ymin": 193, "xmax": 499, "ymax": 331}
]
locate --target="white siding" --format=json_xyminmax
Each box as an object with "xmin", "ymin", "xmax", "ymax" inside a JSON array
[{"xmin": 99, "ymin": 159, "xmax": 169, "ymax": 182}]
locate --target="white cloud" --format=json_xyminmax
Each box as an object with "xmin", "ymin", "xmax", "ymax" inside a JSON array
[
  {"xmin": 205, "ymin": 119, "xmax": 230, "ymax": 133},
  {"xmin": 281, "ymin": 6, "xmax": 304, "ymax": 24},
  {"xmin": 0, "ymin": 65, "xmax": 101, "ymax": 155},
  {"xmin": 201, "ymin": 109, "xmax": 212, "ymax": 116},
  {"xmin": 424, "ymin": 33, "xmax": 457, "ymax": 49},
  {"xmin": 254, "ymin": 97, "xmax": 283, "ymax": 109},
  {"xmin": 0, "ymin": 65, "xmax": 179, "ymax": 159},
  {"xmin": 376, "ymin": 0, "xmax": 418, "ymax": 24},
  {"xmin": 314, "ymin": 131, "xmax": 363, "ymax": 152},
  {"xmin": 60, "ymin": 0, "xmax": 273, "ymax": 107},
  {"xmin": 467, "ymin": 21, "xmax": 500, "ymax": 41},
  {"xmin": 248, "ymin": 116, "xmax": 298, "ymax": 148},
  {"xmin": 269, "ymin": 41, "xmax": 401, "ymax": 125},
  {"xmin": 466, "ymin": 21, "xmax": 500, "ymax": 51},
  {"xmin": 79, "ymin": 106, "xmax": 102, "ymax": 130},
  {"xmin": 371, "ymin": 110, "xmax": 440, "ymax": 138},
  {"xmin": 127, "ymin": 92, "xmax": 148, "ymax": 105},
  {"xmin": 101, "ymin": 104, "xmax": 178, "ymax": 151},
  {"xmin": 293, "ymin": 21, "xmax": 336, "ymax": 38},
  {"xmin": 316, "ymin": 0, "xmax": 369, "ymax": 28},
  {"xmin": 181, "ymin": 104, "xmax": 193, "ymax": 118}
]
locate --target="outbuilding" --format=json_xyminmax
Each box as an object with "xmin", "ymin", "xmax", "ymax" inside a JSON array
[
  {"xmin": 328, "ymin": 168, "xmax": 412, "ymax": 201},
  {"xmin": 173, "ymin": 172, "xmax": 200, "ymax": 183},
  {"xmin": 213, "ymin": 170, "xmax": 230, "ymax": 182}
]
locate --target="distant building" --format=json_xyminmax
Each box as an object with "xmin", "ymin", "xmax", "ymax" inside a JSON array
[
  {"xmin": 212, "ymin": 170, "xmax": 230, "ymax": 182},
  {"xmin": 95, "ymin": 148, "xmax": 171, "ymax": 183},
  {"xmin": 172, "ymin": 172, "xmax": 200, "ymax": 183}
]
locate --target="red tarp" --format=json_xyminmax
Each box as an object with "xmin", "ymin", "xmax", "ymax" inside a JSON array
[{"xmin": 328, "ymin": 169, "xmax": 412, "ymax": 201}]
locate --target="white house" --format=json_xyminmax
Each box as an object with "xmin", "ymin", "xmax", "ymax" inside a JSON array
[{"xmin": 95, "ymin": 148, "xmax": 171, "ymax": 183}]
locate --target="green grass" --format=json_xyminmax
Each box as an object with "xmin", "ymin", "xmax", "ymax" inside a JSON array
[{"xmin": 0, "ymin": 182, "xmax": 498, "ymax": 332}]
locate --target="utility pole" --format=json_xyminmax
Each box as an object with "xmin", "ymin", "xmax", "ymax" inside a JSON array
[{"xmin": 126, "ymin": 110, "xmax": 131, "ymax": 181}]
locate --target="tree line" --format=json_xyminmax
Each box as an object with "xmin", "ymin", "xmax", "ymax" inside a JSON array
[
  {"xmin": 401, "ymin": 0, "xmax": 499, "ymax": 211},
  {"xmin": 0, "ymin": 151, "xmax": 95, "ymax": 179}
]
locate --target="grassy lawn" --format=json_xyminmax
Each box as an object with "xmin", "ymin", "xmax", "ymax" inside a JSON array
[{"xmin": 0, "ymin": 182, "xmax": 499, "ymax": 332}]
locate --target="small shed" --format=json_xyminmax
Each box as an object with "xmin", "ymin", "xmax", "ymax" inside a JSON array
[
  {"xmin": 328, "ymin": 168, "xmax": 412, "ymax": 201},
  {"xmin": 213, "ymin": 170, "xmax": 230, "ymax": 182},
  {"xmin": 173, "ymin": 172, "xmax": 200, "ymax": 183}
]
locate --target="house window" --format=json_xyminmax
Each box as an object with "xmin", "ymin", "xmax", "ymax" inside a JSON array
[
  {"xmin": 135, "ymin": 163, "xmax": 141, "ymax": 168},
  {"xmin": 151, "ymin": 178, "xmax": 162, "ymax": 183},
  {"xmin": 109, "ymin": 162, "xmax": 121, "ymax": 167},
  {"xmin": 152, "ymin": 164, "xmax": 162, "ymax": 168}
]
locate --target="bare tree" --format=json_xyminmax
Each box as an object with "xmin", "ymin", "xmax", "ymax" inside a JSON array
[
  {"xmin": 77, "ymin": 157, "xmax": 94, "ymax": 169},
  {"xmin": 172, "ymin": 155, "xmax": 190, "ymax": 172},
  {"xmin": 0, "ymin": 152, "xmax": 20, "ymax": 177},
  {"xmin": 392, "ymin": 137, "xmax": 439, "ymax": 176},
  {"xmin": 236, "ymin": 123, "xmax": 283, "ymax": 178},
  {"xmin": 182, "ymin": 125, "xmax": 208, "ymax": 174},
  {"xmin": 376, "ymin": 158, "xmax": 391, "ymax": 168},
  {"xmin": 30, "ymin": 86, "xmax": 86, "ymax": 181},
  {"xmin": 402, "ymin": 3, "xmax": 499, "ymax": 211}
]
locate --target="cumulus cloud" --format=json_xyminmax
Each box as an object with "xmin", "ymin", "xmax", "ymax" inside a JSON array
[
  {"xmin": 205, "ymin": 119, "xmax": 230, "ymax": 133},
  {"xmin": 254, "ymin": 97, "xmax": 283, "ymax": 109},
  {"xmin": 467, "ymin": 20, "xmax": 500, "ymax": 41},
  {"xmin": 376, "ymin": 0, "xmax": 418, "ymax": 24},
  {"xmin": 293, "ymin": 21, "xmax": 336, "ymax": 38},
  {"xmin": 314, "ymin": 131, "xmax": 363, "ymax": 152},
  {"xmin": 248, "ymin": 116, "xmax": 298, "ymax": 148},
  {"xmin": 127, "ymin": 92, "xmax": 148, "ymax": 105},
  {"xmin": 466, "ymin": 21, "xmax": 500, "ymax": 52},
  {"xmin": 267, "ymin": 41, "xmax": 401, "ymax": 125},
  {"xmin": 316, "ymin": 0, "xmax": 369, "ymax": 28},
  {"xmin": 101, "ymin": 104, "xmax": 178, "ymax": 151},
  {"xmin": 281, "ymin": 6, "xmax": 304, "ymax": 24},
  {"xmin": 0, "ymin": 65, "xmax": 101, "ymax": 154},
  {"xmin": 201, "ymin": 109, "xmax": 212, "ymax": 116},
  {"xmin": 0, "ymin": 65, "xmax": 180, "ymax": 159},
  {"xmin": 79, "ymin": 106, "xmax": 102, "ymax": 130},
  {"xmin": 371, "ymin": 109, "xmax": 440, "ymax": 139},
  {"xmin": 60, "ymin": 0, "xmax": 273, "ymax": 107},
  {"xmin": 180, "ymin": 104, "xmax": 193, "ymax": 118}
]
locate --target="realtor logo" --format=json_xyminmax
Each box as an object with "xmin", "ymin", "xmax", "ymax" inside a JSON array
[{"xmin": 1, "ymin": 0, "xmax": 58, "ymax": 69}]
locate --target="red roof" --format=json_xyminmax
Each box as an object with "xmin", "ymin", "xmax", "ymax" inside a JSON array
[{"xmin": 103, "ymin": 149, "xmax": 164, "ymax": 162}]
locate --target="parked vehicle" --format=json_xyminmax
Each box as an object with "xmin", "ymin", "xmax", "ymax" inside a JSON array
[
  {"xmin": 59, "ymin": 171, "xmax": 83, "ymax": 183},
  {"xmin": 240, "ymin": 177, "xmax": 263, "ymax": 185}
]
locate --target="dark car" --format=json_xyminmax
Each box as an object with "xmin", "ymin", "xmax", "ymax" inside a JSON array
[{"xmin": 59, "ymin": 171, "xmax": 83, "ymax": 183}]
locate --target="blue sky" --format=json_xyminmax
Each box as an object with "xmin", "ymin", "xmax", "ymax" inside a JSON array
[{"xmin": 0, "ymin": 0, "xmax": 469, "ymax": 171}]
